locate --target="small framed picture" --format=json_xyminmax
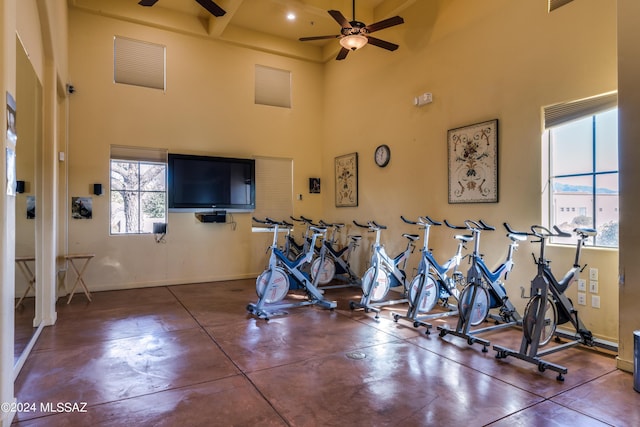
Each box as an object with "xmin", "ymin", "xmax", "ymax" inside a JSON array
[
  {"xmin": 309, "ymin": 177, "xmax": 321, "ymax": 194},
  {"xmin": 72, "ymin": 196, "xmax": 93, "ymax": 219}
]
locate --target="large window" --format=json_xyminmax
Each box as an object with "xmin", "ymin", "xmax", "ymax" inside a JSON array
[
  {"xmin": 110, "ymin": 146, "xmax": 167, "ymax": 235},
  {"xmin": 544, "ymin": 95, "xmax": 618, "ymax": 247}
]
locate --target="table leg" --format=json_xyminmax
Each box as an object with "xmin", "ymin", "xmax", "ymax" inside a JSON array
[
  {"xmin": 15, "ymin": 261, "xmax": 35, "ymax": 309},
  {"xmin": 66, "ymin": 258, "xmax": 93, "ymax": 304}
]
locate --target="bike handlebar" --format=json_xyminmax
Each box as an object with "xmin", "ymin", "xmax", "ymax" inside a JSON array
[
  {"xmin": 319, "ymin": 220, "xmax": 345, "ymax": 228},
  {"xmin": 353, "ymin": 220, "xmax": 387, "ymax": 230},
  {"xmin": 400, "ymin": 215, "xmax": 416, "ymax": 225},
  {"xmin": 423, "ymin": 216, "xmax": 442, "ymax": 226},
  {"xmin": 444, "ymin": 219, "xmax": 467, "ymax": 230},
  {"xmin": 478, "ymin": 219, "xmax": 495, "ymax": 231},
  {"xmin": 401, "ymin": 215, "xmax": 442, "ymax": 226},
  {"xmin": 290, "ymin": 215, "xmax": 318, "ymax": 226},
  {"xmin": 504, "ymin": 222, "xmax": 531, "ymax": 236},
  {"xmin": 253, "ymin": 217, "xmax": 291, "ymax": 227},
  {"xmin": 505, "ymin": 222, "xmax": 595, "ymax": 241},
  {"xmin": 529, "ymin": 225, "xmax": 572, "ymax": 238}
]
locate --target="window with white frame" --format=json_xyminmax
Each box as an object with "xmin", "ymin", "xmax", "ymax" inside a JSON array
[
  {"xmin": 543, "ymin": 92, "xmax": 618, "ymax": 247},
  {"xmin": 110, "ymin": 146, "xmax": 167, "ymax": 235}
]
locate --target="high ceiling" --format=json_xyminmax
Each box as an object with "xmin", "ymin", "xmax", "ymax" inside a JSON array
[{"xmin": 68, "ymin": 0, "xmax": 415, "ymax": 62}]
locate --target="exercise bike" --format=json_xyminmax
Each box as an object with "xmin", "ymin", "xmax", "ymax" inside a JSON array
[
  {"xmin": 309, "ymin": 220, "xmax": 362, "ymax": 288},
  {"xmin": 392, "ymin": 216, "xmax": 469, "ymax": 334},
  {"xmin": 349, "ymin": 220, "xmax": 419, "ymax": 319},
  {"xmin": 247, "ymin": 217, "xmax": 337, "ymax": 320},
  {"xmin": 494, "ymin": 224, "xmax": 596, "ymax": 381},
  {"xmin": 437, "ymin": 220, "xmax": 525, "ymax": 352}
]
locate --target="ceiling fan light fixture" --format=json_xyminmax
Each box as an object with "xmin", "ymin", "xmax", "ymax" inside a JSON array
[{"xmin": 339, "ymin": 34, "xmax": 368, "ymax": 51}]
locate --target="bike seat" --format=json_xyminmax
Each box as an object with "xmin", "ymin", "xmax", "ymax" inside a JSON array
[
  {"xmin": 348, "ymin": 235, "xmax": 362, "ymax": 241},
  {"xmin": 507, "ymin": 233, "xmax": 527, "ymax": 242},
  {"xmin": 455, "ymin": 234, "xmax": 473, "ymax": 243},
  {"xmin": 403, "ymin": 233, "xmax": 420, "ymax": 241}
]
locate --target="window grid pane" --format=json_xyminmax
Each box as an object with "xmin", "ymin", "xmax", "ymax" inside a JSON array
[
  {"xmin": 548, "ymin": 109, "xmax": 618, "ymax": 247},
  {"xmin": 110, "ymin": 159, "xmax": 167, "ymax": 235}
]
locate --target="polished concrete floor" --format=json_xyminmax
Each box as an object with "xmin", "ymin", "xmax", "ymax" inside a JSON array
[{"xmin": 11, "ymin": 279, "xmax": 640, "ymax": 426}]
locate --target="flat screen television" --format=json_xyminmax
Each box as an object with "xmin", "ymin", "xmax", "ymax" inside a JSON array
[{"xmin": 168, "ymin": 153, "xmax": 255, "ymax": 212}]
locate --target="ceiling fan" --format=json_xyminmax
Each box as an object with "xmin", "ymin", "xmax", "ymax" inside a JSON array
[
  {"xmin": 138, "ymin": 0, "xmax": 226, "ymax": 17},
  {"xmin": 299, "ymin": 0, "xmax": 404, "ymax": 60}
]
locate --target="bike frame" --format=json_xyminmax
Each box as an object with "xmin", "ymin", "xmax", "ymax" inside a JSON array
[
  {"xmin": 315, "ymin": 220, "xmax": 362, "ymax": 287},
  {"xmin": 494, "ymin": 224, "xmax": 596, "ymax": 380},
  {"xmin": 247, "ymin": 218, "xmax": 336, "ymax": 319},
  {"xmin": 350, "ymin": 220, "xmax": 418, "ymax": 318},
  {"xmin": 393, "ymin": 216, "xmax": 468, "ymax": 332},
  {"xmin": 438, "ymin": 219, "xmax": 523, "ymax": 352}
]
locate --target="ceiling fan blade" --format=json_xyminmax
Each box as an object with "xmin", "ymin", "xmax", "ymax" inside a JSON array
[
  {"xmin": 336, "ymin": 47, "xmax": 350, "ymax": 60},
  {"xmin": 365, "ymin": 16, "xmax": 404, "ymax": 33},
  {"xmin": 366, "ymin": 36, "xmax": 399, "ymax": 51},
  {"xmin": 138, "ymin": 0, "xmax": 159, "ymax": 6},
  {"xmin": 299, "ymin": 35, "xmax": 340, "ymax": 42},
  {"xmin": 195, "ymin": 0, "xmax": 226, "ymax": 17},
  {"xmin": 328, "ymin": 10, "xmax": 352, "ymax": 28}
]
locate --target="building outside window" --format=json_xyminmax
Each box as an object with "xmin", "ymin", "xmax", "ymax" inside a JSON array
[{"xmin": 545, "ymin": 105, "xmax": 618, "ymax": 247}]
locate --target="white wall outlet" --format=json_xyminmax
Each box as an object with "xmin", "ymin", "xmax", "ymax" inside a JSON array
[
  {"xmin": 577, "ymin": 279, "xmax": 586, "ymax": 292},
  {"xmin": 577, "ymin": 292, "xmax": 586, "ymax": 305},
  {"xmin": 589, "ymin": 267, "xmax": 598, "ymax": 281},
  {"xmin": 591, "ymin": 295, "xmax": 601, "ymax": 308},
  {"xmin": 589, "ymin": 280, "xmax": 598, "ymax": 294}
]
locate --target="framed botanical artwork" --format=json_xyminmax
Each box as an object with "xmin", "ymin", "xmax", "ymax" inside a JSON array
[
  {"xmin": 447, "ymin": 119, "xmax": 498, "ymax": 204},
  {"xmin": 335, "ymin": 152, "xmax": 358, "ymax": 207}
]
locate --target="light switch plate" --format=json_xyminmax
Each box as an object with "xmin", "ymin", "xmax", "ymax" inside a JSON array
[{"xmin": 578, "ymin": 279, "xmax": 586, "ymax": 292}]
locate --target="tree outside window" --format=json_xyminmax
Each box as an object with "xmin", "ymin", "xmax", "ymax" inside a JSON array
[{"xmin": 110, "ymin": 160, "xmax": 166, "ymax": 234}]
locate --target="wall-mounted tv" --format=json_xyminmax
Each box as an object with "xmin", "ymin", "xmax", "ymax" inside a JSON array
[{"xmin": 168, "ymin": 153, "xmax": 255, "ymax": 212}]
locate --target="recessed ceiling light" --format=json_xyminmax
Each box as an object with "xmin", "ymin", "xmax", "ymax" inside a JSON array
[{"xmin": 286, "ymin": 12, "xmax": 296, "ymax": 21}]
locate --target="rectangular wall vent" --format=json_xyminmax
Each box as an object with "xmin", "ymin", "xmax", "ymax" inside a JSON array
[
  {"xmin": 114, "ymin": 36, "xmax": 166, "ymax": 91},
  {"xmin": 255, "ymin": 65, "xmax": 291, "ymax": 108}
]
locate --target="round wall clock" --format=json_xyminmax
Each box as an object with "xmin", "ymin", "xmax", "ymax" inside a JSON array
[{"xmin": 374, "ymin": 144, "xmax": 391, "ymax": 167}]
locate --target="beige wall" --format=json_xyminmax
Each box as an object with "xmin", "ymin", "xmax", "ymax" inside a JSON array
[
  {"xmin": 66, "ymin": 9, "xmax": 325, "ymax": 290},
  {"xmin": 321, "ymin": 0, "xmax": 618, "ymax": 342}
]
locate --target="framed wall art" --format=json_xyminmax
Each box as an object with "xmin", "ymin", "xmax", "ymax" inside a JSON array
[
  {"xmin": 335, "ymin": 152, "xmax": 358, "ymax": 207},
  {"xmin": 309, "ymin": 177, "xmax": 321, "ymax": 194},
  {"xmin": 447, "ymin": 119, "xmax": 498, "ymax": 204}
]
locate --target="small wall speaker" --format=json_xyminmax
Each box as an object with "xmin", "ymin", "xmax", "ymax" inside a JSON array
[
  {"xmin": 93, "ymin": 183, "xmax": 103, "ymax": 196},
  {"xmin": 15, "ymin": 180, "xmax": 25, "ymax": 194}
]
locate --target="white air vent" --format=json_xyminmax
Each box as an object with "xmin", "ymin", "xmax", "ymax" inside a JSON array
[
  {"xmin": 548, "ymin": 0, "xmax": 574, "ymax": 12},
  {"xmin": 255, "ymin": 65, "xmax": 291, "ymax": 108},
  {"xmin": 114, "ymin": 36, "xmax": 165, "ymax": 91}
]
